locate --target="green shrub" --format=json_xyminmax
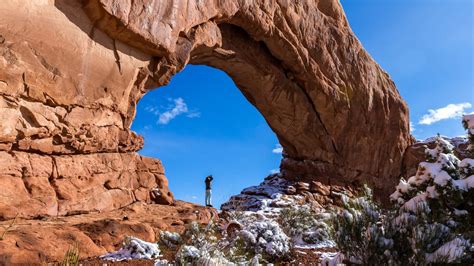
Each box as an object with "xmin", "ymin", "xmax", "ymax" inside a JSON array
[{"xmin": 279, "ymin": 205, "xmax": 331, "ymax": 244}]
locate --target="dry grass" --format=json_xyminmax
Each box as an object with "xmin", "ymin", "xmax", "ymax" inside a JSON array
[
  {"xmin": 62, "ymin": 242, "xmax": 80, "ymax": 266},
  {"xmin": 0, "ymin": 214, "xmax": 18, "ymax": 241}
]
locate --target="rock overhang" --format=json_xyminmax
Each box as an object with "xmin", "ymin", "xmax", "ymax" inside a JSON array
[{"xmin": 81, "ymin": 0, "xmax": 412, "ymax": 192}]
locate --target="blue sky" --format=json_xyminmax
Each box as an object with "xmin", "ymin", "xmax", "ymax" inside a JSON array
[{"xmin": 131, "ymin": 0, "xmax": 473, "ymax": 207}]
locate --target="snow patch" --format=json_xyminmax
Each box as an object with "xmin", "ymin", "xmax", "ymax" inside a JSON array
[{"xmin": 100, "ymin": 237, "xmax": 161, "ymax": 261}]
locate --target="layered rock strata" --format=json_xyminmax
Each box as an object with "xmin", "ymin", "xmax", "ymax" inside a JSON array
[{"xmin": 0, "ymin": 151, "xmax": 173, "ymax": 220}]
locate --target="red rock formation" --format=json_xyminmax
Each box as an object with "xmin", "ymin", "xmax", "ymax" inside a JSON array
[
  {"xmin": 0, "ymin": 1, "xmax": 174, "ymax": 220},
  {"xmin": 0, "ymin": 151, "xmax": 173, "ymax": 220},
  {"xmin": 0, "ymin": 201, "xmax": 217, "ymax": 264},
  {"xmin": 1, "ymin": 0, "xmax": 410, "ymax": 207},
  {"xmin": 0, "ymin": 0, "xmax": 412, "ymax": 262},
  {"xmin": 81, "ymin": 0, "xmax": 412, "ymax": 193}
]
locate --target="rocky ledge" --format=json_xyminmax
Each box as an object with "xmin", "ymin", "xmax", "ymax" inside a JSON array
[
  {"xmin": 0, "ymin": 151, "xmax": 173, "ymax": 220},
  {"xmin": 0, "ymin": 201, "xmax": 217, "ymax": 264}
]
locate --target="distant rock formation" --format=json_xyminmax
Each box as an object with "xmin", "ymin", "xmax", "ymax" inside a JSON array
[{"xmin": 402, "ymin": 136, "xmax": 470, "ymax": 178}]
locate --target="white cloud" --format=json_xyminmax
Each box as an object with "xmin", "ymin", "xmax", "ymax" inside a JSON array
[
  {"xmin": 419, "ymin": 103, "xmax": 472, "ymax": 125},
  {"xmin": 158, "ymin": 98, "xmax": 188, "ymax": 125},
  {"xmin": 270, "ymin": 169, "xmax": 280, "ymax": 174},
  {"xmin": 410, "ymin": 121, "xmax": 415, "ymax": 133},
  {"xmin": 145, "ymin": 98, "xmax": 201, "ymax": 125},
  {"xmin": 272, "ymin": 144, "xmax": 283, "ymax": 154},
  {"xmin": 186, "ymin": 111, "xmax": 201, "ymax": 118}
]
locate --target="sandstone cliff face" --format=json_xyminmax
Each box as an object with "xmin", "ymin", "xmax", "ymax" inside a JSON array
[
  {"xmin": 0, "ymin": 151, "xmax": 173, "ymax": 220},
  {"xmin": 0, "ymin": 0, "xmax": 173, "ymax": 221}
]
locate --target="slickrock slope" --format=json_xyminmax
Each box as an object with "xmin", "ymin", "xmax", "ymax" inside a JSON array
[{"xmin": 0, "ymin": 201, "xmax": 217, "ymax": 264}]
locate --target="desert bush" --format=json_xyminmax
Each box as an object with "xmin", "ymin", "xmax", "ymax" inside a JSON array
[
  {"xmin": 100, "ymin": 236, "xmax": 161, "ymax": 261},
  {"xmin": 279, "ymin": 205, "xmax": 331, "ymax": 244},
  {"xmin": 171, "ymin": 221, "xmax": 220, "ymax": 265},
  {"xmin": 230, "ymin": 214, "xmax": 291, "ymax": 260},
  {"xmin": 159, "ymin": 231, "xmax": 182, "ymax": 249},
  {"xmin": 332, "ymin": 185, "xmax": 392, "ymax": 264},
  {"xmin": 165, "ymin": 212, "xmax": 291, "ymax": 265}
]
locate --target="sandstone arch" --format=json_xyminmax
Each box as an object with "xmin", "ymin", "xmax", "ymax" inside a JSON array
[
  {"xmin": 0, "ymin": 0, "xmax": 411, "ymax": 220},
  {"xmin": 82, "ymin": 0, "xmax": 412, "ymax": 189}
]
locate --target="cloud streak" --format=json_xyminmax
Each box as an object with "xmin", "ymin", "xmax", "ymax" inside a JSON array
[
  {"xmin": 272, "ymin": 144, "xmax": 283, "ymax": 154},
  {"xmin": 158, "ymin": 98, "xmax": 188, "ymax": 124},
  {"xmin": 145, "ymin": 98, "xmax": 200, "ymax": 125},
  {"xmin": 419, "ymin": 103, "xmax": 472, "ymax": 125}
]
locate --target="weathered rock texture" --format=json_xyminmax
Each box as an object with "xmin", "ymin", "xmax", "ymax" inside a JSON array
[
  {"xmin": 82, "ymin": 0, "xmax": 412, "ymax": 193},
  {"xmin": 0, "ymin": 0, "xmax": 175, "ymax": 221},
  {"xmin": 0, "ymin": 201, "xmax": 217, "ymax": 264},
  {"xmin": 0, "ymin": 0, "xmax": 412, "ymax": 262},
  {"xmin": 0, "ymin": 151, "xmax": 173, "ymax": 220},
  {"xmin": 1, "ymin": 0, "xmax": 410, "ymax": 208}
]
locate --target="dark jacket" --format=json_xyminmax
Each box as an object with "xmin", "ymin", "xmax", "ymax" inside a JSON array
[{"xmin": 205, "ymin": 176, "xmax": 213, "ymax": 190}]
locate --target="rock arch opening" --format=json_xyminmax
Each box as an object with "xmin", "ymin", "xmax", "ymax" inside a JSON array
[
  {"xmin": 131, "ymin": 65, "xmax": 282, "ymax": 207},
  {"xmin": 0, "ymin": 0, "xmax": 412, "ymax": 223},
  {"xmin": 113, "ymin": 9, "xmax": 411, "ymax": 198}
]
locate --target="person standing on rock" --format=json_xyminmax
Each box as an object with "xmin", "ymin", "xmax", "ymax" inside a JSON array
[{"xmin": 205, "ymin": 175, "xmax": 213, "ymax": 207}]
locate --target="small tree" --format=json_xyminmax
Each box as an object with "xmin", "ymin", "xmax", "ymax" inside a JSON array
[{"xmin": 332, "ymin": 185, "xmax": 393, "ymax": 264}]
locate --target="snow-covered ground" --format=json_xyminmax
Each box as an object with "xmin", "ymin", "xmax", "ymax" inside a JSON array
[
  {"xmin": 221, "ymin": 174, "xmax": 341, "ymax": 263},
  {"xmin": 100, "ymin": 237, "xmax": 162, "ymax": 261},
  {"xmin": 99, "ymin": 174, "xmax": 342, "ymax": 264},
  {"xmin": 221, "ymin": 174, "xmax": 302, "ymax": 214}
]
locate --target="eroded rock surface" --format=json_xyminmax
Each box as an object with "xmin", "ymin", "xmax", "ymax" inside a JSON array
[
  {"xmin": 81, "ymin": 0, "xmax": 412, "ymax": 193},
  {"xmin": 221, "ymin": 174, "xmax": 359, "ymax": 213},
  {"xmin": 0, "ymin": 0, "xmax": 413, "ymax": 263},
  {"xmin": 0, "ymin": 201, "xmax": 216, "ymax": 264},
  {"xmin": 0, "ymin": 151, "xmax": 173, "ymax": 220}
]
